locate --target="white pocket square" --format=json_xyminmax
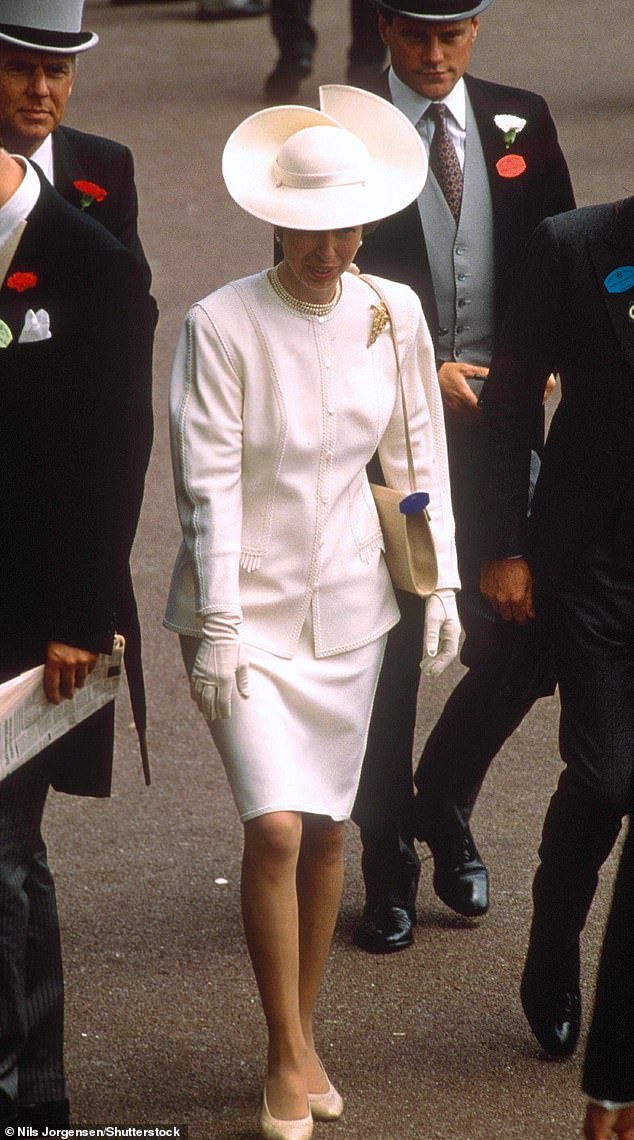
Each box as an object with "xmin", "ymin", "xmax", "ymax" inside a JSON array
[{"xmin": 18, "ymin": 308, "xmax": 51, "ymax": 343}]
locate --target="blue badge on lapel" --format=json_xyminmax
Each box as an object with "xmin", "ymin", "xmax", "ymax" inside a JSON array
[{"xmin": 604, "ymin": 266, "xmax": 634, "ymax": 294}]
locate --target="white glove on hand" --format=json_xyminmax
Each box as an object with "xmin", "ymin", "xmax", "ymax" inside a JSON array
[
  {"xmin": 190, "ymin": 611, "xmax": 250, "ymax": 722},
  {"xmin": 421, "ymin": 589, "xmax": 461, "ymax": 677}
]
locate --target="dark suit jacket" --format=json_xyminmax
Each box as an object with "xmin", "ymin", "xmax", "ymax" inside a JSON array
[
  {"xmin": 52, "ymin": 124, "xmax": 152, "ymax": 290},
  {"xmin": 481, "ymin": 197, "xmax": 634, "ymax": 580},
  {"xmin": 0, "ymin": 173, "xmax": 154, "ymax": 795}
]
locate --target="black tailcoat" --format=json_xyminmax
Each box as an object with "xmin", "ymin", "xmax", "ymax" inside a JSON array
[
  {"xmin": 482, "ymin": 198, "xmax": 634, "ymax": 574},
  {"xmin": 0, "ymin": 174, "xmax": 154, "ymax": 796},
  {"xmin": 52, "ymin": 124, "xmax": 152, "ymax": 289}
]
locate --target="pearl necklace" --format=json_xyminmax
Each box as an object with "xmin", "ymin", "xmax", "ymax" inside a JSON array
[{"xmin": 268, "ymin": 265, "xmax": 341, "ymax": 317}]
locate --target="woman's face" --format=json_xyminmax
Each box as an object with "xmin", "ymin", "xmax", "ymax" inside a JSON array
[{"xmin": 277, "ymin": 226, "xmax": 363, "ymax": 304}]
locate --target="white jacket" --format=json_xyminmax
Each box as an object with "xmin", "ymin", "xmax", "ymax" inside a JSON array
[{"xmin": 165, "ymin": 269, "xmax": 459, "ymax": 658}]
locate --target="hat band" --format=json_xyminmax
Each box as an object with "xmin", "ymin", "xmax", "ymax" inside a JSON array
[
  {"xmin": 0, "ymin": 22, "xmax": 92, "ymax": 49},
  {"xmin": 273, "ymin": 161, "xmax": 367, "ymax": 190}
]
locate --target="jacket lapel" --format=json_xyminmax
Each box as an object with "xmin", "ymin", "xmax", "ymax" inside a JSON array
[
  {"xmin": 51, "ymin": 127, "xmax": 89, "ymax": 208},
  {"xmin": 467, "ymin": 77, "xmax": 521, "ymax": 221},
  {"xmin": 588, "ymin": 198, "xmax": 634, "ymax": 374}
]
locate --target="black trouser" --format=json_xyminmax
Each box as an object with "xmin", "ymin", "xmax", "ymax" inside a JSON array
[
  {"xmin": 583, "ymin": 816, "xmax": 634, "ymax": 1103},
  {"xmin": 526, "ymin": 524, "xmax": 634, "ymax": 974},
  {"xmin": 269, "ymin": 0, "xmax": 385, "ymax": 65},
  {"xmin": 0, "ymin": 757, "xmax": 66, "ymax": 1112},
  {"xmin": 352, "ymin": 589, "xmax": 422, "ymax": 909},
  {"xmin": 414, "ymin": 616, "xmax": 548, "ymax": 833}
]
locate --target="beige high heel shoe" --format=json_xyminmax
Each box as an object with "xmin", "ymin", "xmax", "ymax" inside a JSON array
[
  {"xmin": 308, "ymin": 1063, "xmax": 344, "ymax": 1122},
  {"xmin": 258, "ymin": 1088, "xmax": 314, "ymax": 1140}
]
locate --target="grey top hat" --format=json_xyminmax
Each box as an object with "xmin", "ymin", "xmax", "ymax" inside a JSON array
[
  {"xmin": 0, "ymin": 1, "xmax": 98, "ymax": 54},
  {"xmin": 375, "ymin": 0, "xmax": 494, "ymax": 19}
]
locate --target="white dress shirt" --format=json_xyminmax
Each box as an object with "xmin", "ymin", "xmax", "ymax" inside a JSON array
[
  {"xmin": 29, "ymin": 134, "xmax": 55, "ymax": 184},
  {"xmin": 0, "ymin": 158, "xmax": 40, "ymax": 286}
]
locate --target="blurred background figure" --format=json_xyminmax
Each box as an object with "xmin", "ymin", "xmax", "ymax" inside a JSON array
[
  {"xmin": 264, "ymin": 0, "xmax": 386, "ymax": 100},
  {"xmin": 197, "ymin": 0, "xmax": 267, "ymax": 20},
  {"xmin": 111, "ymin": 0, "xmax": 267, "ymax": 15}
]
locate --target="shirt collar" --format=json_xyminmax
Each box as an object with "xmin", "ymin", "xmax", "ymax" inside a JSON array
[
  {"xmin": 388, "ymin": 69, "xmax": 467, "ymax": 131},
  {"xmin": 29, "ymin": 134, "xmax": 54, "ymax": 184},
  {"xmin": 0, "ymin": 157, "xmax": 41, "ymax": 247}
]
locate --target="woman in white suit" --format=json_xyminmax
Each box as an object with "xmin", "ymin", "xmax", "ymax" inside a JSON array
[{"xmin": 165, "ymin": 86, "xmax": 460, "ymax": 1140}]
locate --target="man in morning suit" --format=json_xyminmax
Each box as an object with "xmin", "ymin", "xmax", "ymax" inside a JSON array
[
  {"xmin": 0, "ymin": 0, "xmax": 152, "ymax": 289},
  {"xmin": 0, "ymin": 8, "xmax": 155, "ymax": 1130},
  {"xmin": 0, "ymin": 0, "xmax": 157, "ymax": 778},
  {"xmin": 480, "ymin": 197, "xmax": 634, "ymax": 1060},
  {"xmin": 352, "ymin": 0, "xmax": 575, "ymax": 953},
  {"xmin": 0, "ymin": 143, "xmax": 154, "ymax": 1129}
]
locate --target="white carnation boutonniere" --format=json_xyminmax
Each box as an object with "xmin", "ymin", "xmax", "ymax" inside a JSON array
[{"xmin": 494, "ymin": 114, "xmax": 527, "ymax": 149}]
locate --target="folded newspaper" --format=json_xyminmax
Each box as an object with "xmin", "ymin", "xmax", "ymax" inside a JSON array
[{"xmin": 0, "ymin": 635, "xmax": 124, "ymax": 782}]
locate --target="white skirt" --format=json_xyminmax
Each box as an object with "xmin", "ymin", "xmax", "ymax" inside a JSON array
[{"xmin": 181, "ymin": 613, "xmax": 386, "ymax": 822}]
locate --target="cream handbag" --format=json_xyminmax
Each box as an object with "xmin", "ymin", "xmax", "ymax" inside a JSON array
[{"xmin": 362, "ymin": 275, "xmax": 438, "ymax": 598}]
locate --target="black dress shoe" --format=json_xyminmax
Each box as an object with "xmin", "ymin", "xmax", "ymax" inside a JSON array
[
  {"xmin": 197, "ymin": 1, "xmax": 268, "ymax": 20},
  {"xmin": 353, "ymin": 901, "xmax": 414, "ymax": 953},
  {"xmin": 428, "ymin": 826, "xmax": 489, "ymax": 917},
  {"xmin": 263, "ymin": 55, "xmax": 312, "ymax": 102},
  {"xmin": 520, "ymin": 954, "xmax": 581, "ymax": 1058},
  {"xmin": 16, "ymin": 1098, "xmax": 70, "ymax": 1130}
]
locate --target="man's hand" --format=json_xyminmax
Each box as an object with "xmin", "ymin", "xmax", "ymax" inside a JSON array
[
  {"xmin": 480, "ymin": 558, "xmax": 535, "ymax": 625},
  {"xmin": 584, "ymin": 1103, "xmax": 634, "ymax": 1139},
  {"xmin": 437, "ymin": 361, "xmax": 489, "ymax": 419},
  {"xmin": 44, "ymin": 641, "xmax": 98, "ymax": 704}
]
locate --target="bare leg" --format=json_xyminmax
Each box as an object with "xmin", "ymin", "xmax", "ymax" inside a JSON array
[
  {"xmin": 296, "ymin": 815, "xmax": 345, "ymax": 1093},
  {"xmin": 242, "ymin": 812, "xmax": 308, "ymax": 1121},
  {"xmin": 241, "ymin": 811, "xmax": 345, "ymax": 1119}
]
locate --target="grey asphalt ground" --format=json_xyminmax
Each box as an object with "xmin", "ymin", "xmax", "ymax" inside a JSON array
[{"xmin": 41, "ymin": 2, "xmax": 634, "ymax": 1137}]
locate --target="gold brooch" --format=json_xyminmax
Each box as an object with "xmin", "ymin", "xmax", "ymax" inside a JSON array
[{"xmin": 367, "ymin": 302, "xmax": 390, "ymax": 347}]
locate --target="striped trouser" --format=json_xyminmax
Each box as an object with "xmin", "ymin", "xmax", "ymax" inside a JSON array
[{"xmin": 0, "ymin": 753, "xmax": 66, "ymax": 1108}]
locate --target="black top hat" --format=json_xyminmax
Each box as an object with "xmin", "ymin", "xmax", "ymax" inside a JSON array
[
  {"xmin": 0, "ymin": 1, "xmax": 98, "ymax": 54},
  {"xmin": 375, "ymin": 0, "xmax": 494, "ymax": 19}
]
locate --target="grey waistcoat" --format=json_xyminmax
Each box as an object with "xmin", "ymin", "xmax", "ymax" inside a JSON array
[{"xmin": 419, "ymin": 94, "xmax": 495, "ymax": 367}]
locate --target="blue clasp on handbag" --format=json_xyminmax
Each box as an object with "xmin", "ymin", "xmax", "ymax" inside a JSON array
[{"xmin": 399, "ymin": 491, "xmax": 430, "ymax": 515}]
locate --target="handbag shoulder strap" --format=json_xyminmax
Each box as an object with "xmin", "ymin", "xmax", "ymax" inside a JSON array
[{"xmin": 359, "ymin": 273, "xmax": 416, "ymax": 493}]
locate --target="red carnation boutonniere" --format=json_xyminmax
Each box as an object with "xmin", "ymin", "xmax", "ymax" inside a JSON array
[
  {"xmin": 74, "ymin": 179, "xmax": 108, "ymax": 210},
  {"xmin": 7, "ymin": 271, "xmax": 38, "ymax": 293}
]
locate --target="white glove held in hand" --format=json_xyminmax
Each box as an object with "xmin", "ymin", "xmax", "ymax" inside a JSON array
[
  {"xmin": 421, "ymin": 589, "xmax": 461, "ymax": 677},
  {"xmin": 191, "ymin": 611, "xmax": 250, "ymax": 721}
]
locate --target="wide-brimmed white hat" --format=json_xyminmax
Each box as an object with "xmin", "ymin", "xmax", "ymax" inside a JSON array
[
  {"xmin": 222, "ymin": 84, "xmax": 427, "ymax": 230},
  {"xmin": 0, "ymin": 1, "xmax": 98, "ymax": 54}
]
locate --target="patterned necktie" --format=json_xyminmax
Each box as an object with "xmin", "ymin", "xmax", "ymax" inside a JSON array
[{"xmin": 424, "ymin": 103, "xmax": 463, "ymax": 222}]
